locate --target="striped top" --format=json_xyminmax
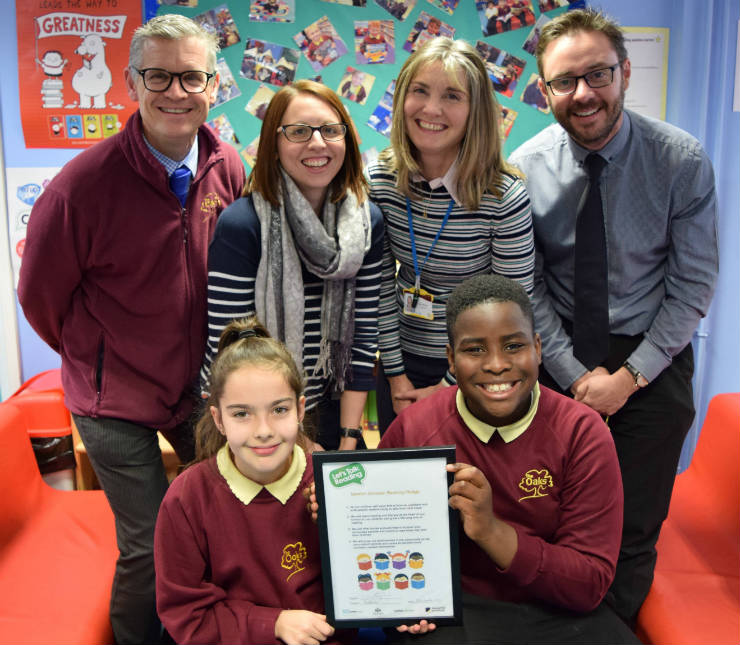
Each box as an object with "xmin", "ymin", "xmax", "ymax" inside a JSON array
[
  {"xmin": 367, "ymin": 157, "xmax": 534, "ymax": 377},
  {"xmin": 200, "ymin": 195, "xmax": 383, "ymax": 410}
]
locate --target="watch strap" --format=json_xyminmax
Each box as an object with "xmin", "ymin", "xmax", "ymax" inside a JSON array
[{"xmin": 341, "ymin": 427, "xmax": 363, "ymax": 439}]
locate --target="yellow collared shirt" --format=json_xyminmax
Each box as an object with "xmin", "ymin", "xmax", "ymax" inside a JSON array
[
  {"xmin": 456, "ymin": 382, "xmax": 541, "ymax": 444},
  {"xmin": 216, "ymin": 443, "xmax": 306, "ymax": 506}
]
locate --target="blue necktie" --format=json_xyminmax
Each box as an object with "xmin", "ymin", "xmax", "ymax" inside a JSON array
[{"xmin": 170, "ymin": 166, "xmax": 191, "ymax": 207}]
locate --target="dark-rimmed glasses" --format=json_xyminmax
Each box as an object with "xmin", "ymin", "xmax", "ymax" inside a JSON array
[
  {"xmin": 134, "ymin": 68, "xmax": 214, "ymax": 94},
  {"xmin": 278, "ymin": 123, "xmax": 348, "ymax": 143},
  {"xmin": 544, "ymin": 63, "xmax": 622, "ymax": 96}
]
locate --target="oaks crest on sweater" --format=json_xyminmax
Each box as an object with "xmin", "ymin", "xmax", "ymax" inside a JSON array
[{"xmin": 282, "ymin": 541, "xmax": 308, "ymax": 581}]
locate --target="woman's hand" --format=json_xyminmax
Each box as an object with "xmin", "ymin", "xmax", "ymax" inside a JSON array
[
  {"xmin": 303, "ymin": 482, "xmax": 319, "ymax": 523},
  {"xmin": 275, "ymin": 610, "xmax": 334, "ymax": 645},
  {"xmin": 389, "ymin": 376, "xmax": 448, "ymax": 414}
]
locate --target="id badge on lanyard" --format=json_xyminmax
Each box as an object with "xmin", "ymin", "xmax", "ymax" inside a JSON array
[{"xmin": 403, "ymin": 197, "xmax": 454, "ymax": 322}]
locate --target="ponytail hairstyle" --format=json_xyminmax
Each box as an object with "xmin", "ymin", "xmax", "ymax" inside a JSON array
[{"xmin": 194, "ymin": 316, "xmax": 308, "ymax": 462}]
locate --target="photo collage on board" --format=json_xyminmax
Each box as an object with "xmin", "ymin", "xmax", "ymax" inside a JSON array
[{"xmin": 153, "ymin": 0, "xmax": 579, "ymax": 167}]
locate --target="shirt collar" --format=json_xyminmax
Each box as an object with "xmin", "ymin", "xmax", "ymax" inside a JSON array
[
  {"xmin": 568, "ymin": 110, "xmax": 631, "ymax": 166},
  {"xmin": 144, "ymin": 135, "xmax": 199, "ymax": 178},
  {"xmin": 456, "ymin": 381, "xmax": 541, "ymax": 444},
  {"xmin": 216, "ymin": 443, "xmax": 306, "ymax": 505},
  {"xmin": 411, "ymin": 157, "xmax": 462, "ymax": 206}
]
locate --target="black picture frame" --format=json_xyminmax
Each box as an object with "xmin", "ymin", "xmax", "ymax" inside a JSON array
[{"xmin": 312, "ymin": 446, "xmax": 462, "ymax": 629}]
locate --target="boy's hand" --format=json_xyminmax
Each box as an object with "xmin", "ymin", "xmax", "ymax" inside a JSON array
[
  {"xmin": 396, "ymin": 619, "xmax": 436, "ymax": 635},
  {"xmin": 447, "ymin": 463, "xmax": 496, "ymax": 542},
  {"xmin": 275, "ymin": 610, "xmax": 334, "ymax": 645},
  {"xmin": 446, "ymin": 463, "xmax": 517, "ymax": 569}
]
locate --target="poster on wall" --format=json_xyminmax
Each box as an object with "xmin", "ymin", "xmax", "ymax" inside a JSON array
[
  {"xmin": 5, "ymin": 168, "xmax": 61, "ymax": 289},
  {"xmin": 16, "ymin": 1, "xmax": 141, "ymax": 149},
  {"xmin": 623, "ymin": 27, "xmax": 669, "ymax": 121}
]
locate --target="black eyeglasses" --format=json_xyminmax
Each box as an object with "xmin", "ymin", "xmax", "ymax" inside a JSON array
[
  {"xmin": 544, "ymin": 63, "xmax": 622, "ymax": 96},
  {"xmin": 278, "ymin": 123, "xmax": 348, "ymax": 143},
  {"xmin": 134, "ymin": 68, "xmax": 214, "ymax": 94}
]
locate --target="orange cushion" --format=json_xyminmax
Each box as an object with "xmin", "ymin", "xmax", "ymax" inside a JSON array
[{"xmin": 0, "ymin": 489, "xmax": 117, "ymax": 645}]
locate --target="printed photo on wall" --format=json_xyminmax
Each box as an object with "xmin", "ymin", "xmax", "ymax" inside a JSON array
[
  {"xmin": 361, "ymin": 146, "xmax": 379, "ymax": 168},
  {"xmin": 158, "ymin": 0, "xmax": 198, "ymax": 6},
  {"xmin": 520, "ymin": 73, "xmax": 549, "ymax": 113},
  {"xmin": 404, "ymin": 12, "xmax": 455, "ymax": 52},
  {"xmin": 522, "ymin": 13, "xmax": 550, "ymax": 55},
  {"xmin": 193, "ymin": 4, "xmax": 241, "ymax": 49},
  {"xmin": 240, "ymin": 39, "xmax": 299, "ymax": 87},
  {"xmin": 249, "ymin": 0, "xmax": 295, "ymax": 23},
  {"xmin": 338, "ymin": 67, "xmax": 375, "ymax": 105},
  {"xmin": 355, "ymin": 20, "xmax": 395, "ymax": 64},
  {"xmin": 294, "ymin": 16, "xmax": 348, "ymax": 72},
  {"xmin": 427, "ymin": 0, "xmax": 460, "ymax": 15},
  {"xmin": 207, "ymin": 113, "xmax": 240, "ymax": 147},
  {"xmin": 367, "ymin": 78, "xmax": 395, "ymax": 137},
  {"xmin": 211, "ymin": 58, "xmax": 241, "ymax": 108},
  {"xmin": 499, "ymin": 105, "xmax": 517, "ymax": 140},
  {"xmin": 241, "ymin": 135, "xmax": 260, "ymax": 168},
  {"xmin": 322, "ymin": 0, "xmax": 368, "ymax": 5},
  {"xmin": 477, "ymin": 0, "xmax": 536, "ymax": 37},
  {"xmin": 538, "ymin": 0, "xmax": 576, "ymax": 12},
  {"xmin": 475, "ymin": 41, "xmax": 526, "ymax": 97},
  {"xmin": 245, "ymin": 84, "xmax": 276, "ymax": 120},
  {"xmin": 374, "ymin": 0, "xmax": 417, "ymax": 21}
]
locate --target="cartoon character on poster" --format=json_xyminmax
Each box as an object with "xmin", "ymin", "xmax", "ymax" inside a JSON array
[
  {"xmin": 17, "ymin": 5, "xmax": 139, "ymax": 148},
  {"xmin": 71, "ymin": 34, "xmax": 112, "ymax": 109}
]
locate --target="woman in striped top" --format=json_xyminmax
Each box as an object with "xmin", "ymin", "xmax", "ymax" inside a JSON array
[
  {"xmin": 201, "ymin": 80, "xmax": 383, "ymax": 450},
  {"xmin": 366, "ymin": 37, "xmax": 534, "ymax": 434}
]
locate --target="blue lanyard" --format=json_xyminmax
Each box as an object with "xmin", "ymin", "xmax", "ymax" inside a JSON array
[{"xmin": 406, "ymin": 196, "xmax": 454, "ymax": 296}]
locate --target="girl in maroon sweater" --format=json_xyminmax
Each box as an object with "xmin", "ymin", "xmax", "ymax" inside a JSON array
[{"xmin": 155, "ymin": 317, "xmax": 339, "ymax": 645}]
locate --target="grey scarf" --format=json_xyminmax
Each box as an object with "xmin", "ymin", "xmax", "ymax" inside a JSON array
[{"xmin": 253, "ymin": 169, "xmax": 371, "ymax": 389}]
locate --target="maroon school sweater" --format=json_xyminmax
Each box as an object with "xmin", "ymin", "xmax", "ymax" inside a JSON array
[
  {"xmin": 155, "ymin": 451, "xmax": 349, "ymax": 644},
  {"xmin": 379, "ymin": 385, "xmax": 623, "ymax": 612}
]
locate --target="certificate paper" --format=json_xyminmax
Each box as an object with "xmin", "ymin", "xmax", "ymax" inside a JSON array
[{"xmin": 313, "ymin": 447, "xmax": 461, "ymax": 628}]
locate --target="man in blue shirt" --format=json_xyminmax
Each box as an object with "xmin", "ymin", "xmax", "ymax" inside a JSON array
[{"xmin": 509, "ymin": 8, "xmax": 718, "ymax": 629}]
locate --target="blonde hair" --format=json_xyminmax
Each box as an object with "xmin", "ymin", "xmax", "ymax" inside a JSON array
[
  {"xmin": 194, "ymin": 317, "xmax": 309, "ymax": 462},
  {"xmin": 245, "ymin": 80, "xmax": 367, "ymax": 207},
  {"xmin": 380, "ymin": 37, "xmax": 520, "ymax": 209}
]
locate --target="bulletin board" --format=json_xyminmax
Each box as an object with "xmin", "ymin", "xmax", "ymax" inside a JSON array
[{"xmin": 156, "ymin": 0, "xmax": 572, "ymax": 166}]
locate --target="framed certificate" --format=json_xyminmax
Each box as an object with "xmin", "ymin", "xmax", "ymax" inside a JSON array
[{"xmin": 313, "ymin": 446, "xmax": 462, "ymax": 629}]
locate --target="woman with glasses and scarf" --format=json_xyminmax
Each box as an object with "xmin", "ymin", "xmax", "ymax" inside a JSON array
[{"xmin": 201, "ymin": 80, "xmax": 382, "ymax": 451}]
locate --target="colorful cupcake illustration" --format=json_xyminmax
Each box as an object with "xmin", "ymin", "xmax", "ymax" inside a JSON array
[
  {"xmin": 391, "ymin": 551, "xmax": 409, "ymax": 569},
  {"xmin": 357, "ymin": 553, "xmax": 372, "ymax": 570},
  {"xmin": 375, "ymin": 571, "xmax": 391, "ymax": 590},
  {"xmin": 374, "ymin": 553, "xmax": 390, "ymax": 569},
  {"xmin": 358, "ymin": 573, "xmax": 373, "ymax": 590},
  {"xmin": 394, "ymin": 573, "xmax": 409, "ymax": 589},
  {"xmin": 411, "ymin": 572, "xmax": 425, "ymax": 589},
  {"xmin": 408, "ymin": 552, "xmax": 424, "ymax": 569}
]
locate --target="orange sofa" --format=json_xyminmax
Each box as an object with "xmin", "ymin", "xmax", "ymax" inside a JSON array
[
  {"xmin": 636, "ymin": 393, "xmax": 740, "ymax": 645},
  {"xmin": 0, "ymin": 401, "xmax": 118, "ymax": 644}
]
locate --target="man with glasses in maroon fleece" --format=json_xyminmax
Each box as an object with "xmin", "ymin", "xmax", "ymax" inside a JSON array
[{"xmin": 19, "ymin": 14, "xmax": 245, "ymax": 643}]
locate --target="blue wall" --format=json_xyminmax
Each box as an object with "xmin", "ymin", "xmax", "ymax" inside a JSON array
[{"xmin": 3, "ymin": 1, "xmax": 738, "ymax": 461}]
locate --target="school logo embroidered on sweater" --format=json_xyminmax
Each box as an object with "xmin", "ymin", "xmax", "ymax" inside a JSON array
[
  {"xmin": 281, "ymin": 541, "xmax": 308, "ymax": 581},
  {"xmin": 200, "ymin": 192, "xmax": 222, "ymax": 221},
  {"xmin": 518, "ymin": 469, "xmax": 554, "ymax": 501}
]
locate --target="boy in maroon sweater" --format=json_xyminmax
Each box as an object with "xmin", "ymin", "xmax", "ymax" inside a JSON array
[{"xmin": 380, "ymin": 274, "xmax": 640, "ymax": 643}]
